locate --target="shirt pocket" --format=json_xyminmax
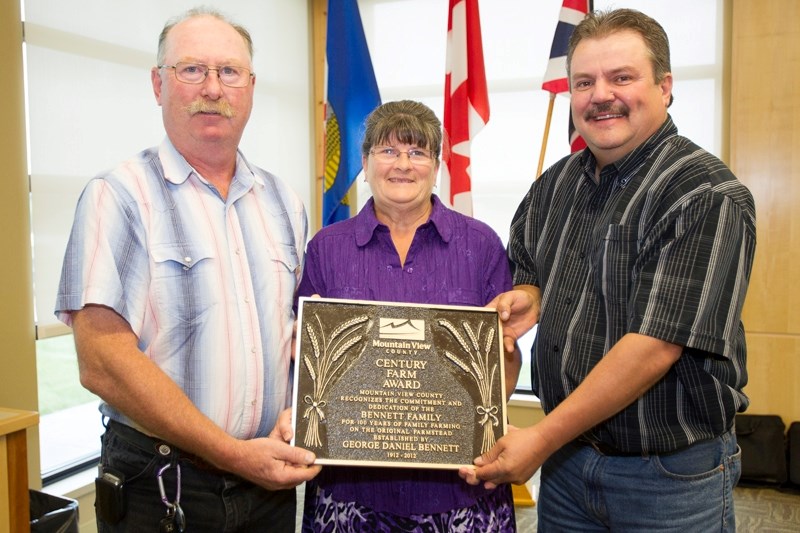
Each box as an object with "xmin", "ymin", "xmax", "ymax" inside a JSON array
[
  {"xmin": 268, "ymin": 247, "xmax": 301, "ymax": 318},
  {"xmin": 597, "ymin": 224, "xmax": 638, "ymax": 305},
  {"xmin": 446, "ymin": 288, "xmax": 483, "ymax": 307},
  {"xmin": 325, "ymin": 287, "xmax": 375, "ymax": 301},
  {"xmin": 150, "ymin": 242, "xmax": 216, "ymax": 324},
  {"xmin": 269, "ymin": 245, "xmax": 299, "ymax": 276},
  {"xmin": 424, "ymin": 287, "xmax": 483, "ymax": 307}
]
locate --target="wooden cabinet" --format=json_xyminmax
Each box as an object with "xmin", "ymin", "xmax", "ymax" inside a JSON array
[{"xmin": 0, "ymin": 408, "xmax": 38, "ymax": 533}]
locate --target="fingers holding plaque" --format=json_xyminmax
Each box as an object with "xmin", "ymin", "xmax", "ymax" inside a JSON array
[{"xmin": 291, "ymin": 297, "xmax": 507, "ymax": 470}]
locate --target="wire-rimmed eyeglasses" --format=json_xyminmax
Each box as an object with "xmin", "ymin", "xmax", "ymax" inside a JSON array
[
  {"xmin": 369, "ymin": 146, "xmax": 435, "ymax": 165},
  {"xmin": 159, "ymin": 62, "xmax": 254, "ymax": 88}
]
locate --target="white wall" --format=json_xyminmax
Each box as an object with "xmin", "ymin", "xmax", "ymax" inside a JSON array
[
  {"xmin": 357, "ymin": 0, "xmax": 726, "ymax": 392},
  {"xmin": 24, "ymin": 0, "xmax": 314, "ymax": 335}
]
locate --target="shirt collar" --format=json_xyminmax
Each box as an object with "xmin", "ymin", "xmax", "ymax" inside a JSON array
[
  {"xmin": 354, "ymin": 194, "xmax": 453, "ymax": 247},
  {"xmin": 157, "ymin": 137, "xmax": 261, "ymax": 190},
  {"xmin": 579, "ymin": 114, "xmax": 679, "ymax": 185}
]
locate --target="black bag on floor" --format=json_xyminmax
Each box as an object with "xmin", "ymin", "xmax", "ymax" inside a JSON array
[
  {"xmin": 29, "ymin": 490, "xmax": 79, "ymax": 533},
  {"xmin": 789, "ymin": 421, "xmax": 800, "ymax": 485},
  {"xmin": 735, "ymin": 414, "xmax": 787, "ymax": 484}
]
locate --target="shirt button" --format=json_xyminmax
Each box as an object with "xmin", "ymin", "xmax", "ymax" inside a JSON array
[
  {"xmin": 565, "ymin": 297, "xmax": 572, "ymax": 305},
  {"xmin": 579, "ymin": 252, "xmax": 586, "ymax": 259},
  {"xmin": 407, "ymin": 267, "xmax": 413, "ymax": 273},
  {"xmin": 553, "ymin": 345, "xmax": 560, "ymax": 353},
  {"xmin": 184, "ymin": 256, "xmax": 192, "ymax": 263}
]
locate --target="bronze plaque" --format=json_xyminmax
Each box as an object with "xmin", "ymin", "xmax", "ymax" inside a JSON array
[{"xmin": 291, "ymin": 297, "xmax": 507, "ymax": 469}]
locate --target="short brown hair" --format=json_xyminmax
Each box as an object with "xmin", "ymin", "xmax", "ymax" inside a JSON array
[
  {"xmin": 361, "ymin": 100, "xmax": 442, "ymax": 160},
  {"xmin": 567, "ymin": 8, "xmax": 673, "ymax": 105}
]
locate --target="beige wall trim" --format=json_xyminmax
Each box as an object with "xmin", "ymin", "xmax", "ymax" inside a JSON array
[
  {"xmin": 24, "ymin": 21, "xmax": 153, "ymax": 69},
  {"xmin": 36, "ymin": 323, "xmax": 72, "ymax": 340}
]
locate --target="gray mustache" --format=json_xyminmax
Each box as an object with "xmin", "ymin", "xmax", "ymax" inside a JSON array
[{"xmin": 186, "ymin": 99, "xmax": 235, "ymax": 118}]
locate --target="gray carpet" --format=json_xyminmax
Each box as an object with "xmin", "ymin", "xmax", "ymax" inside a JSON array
[
  {"xmin": 513, "ymin": 485, "xmax": 800, "ymax": 532},
  {"xmin": 733, "ymin": 485, "xmax": 800, "ymax": 532}
]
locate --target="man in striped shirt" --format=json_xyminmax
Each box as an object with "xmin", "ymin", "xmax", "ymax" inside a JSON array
[
  {"xmin": 461, "ymin": 9, "xmax": 755, "ymax": 532},
  {"xmin": 55, "ymin": 8, "xmax": 319, "ymax": 532}
]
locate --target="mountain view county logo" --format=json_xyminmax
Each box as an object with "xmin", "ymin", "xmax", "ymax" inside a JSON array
[{"xmin": 378, "ymin": 318, "xmax": 425, "ymax": 340}]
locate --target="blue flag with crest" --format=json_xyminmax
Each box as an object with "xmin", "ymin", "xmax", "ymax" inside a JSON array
[{"xmin": 323, "ymin": 0, "xmax": 381, "ymax": 226}]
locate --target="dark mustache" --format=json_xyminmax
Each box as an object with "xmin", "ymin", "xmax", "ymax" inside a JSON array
[{"xmin": 585, "ymin": 102, "xmax": 628, "ymax": 120}]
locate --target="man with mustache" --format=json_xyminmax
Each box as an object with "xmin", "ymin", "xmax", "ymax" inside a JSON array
[
  {"xmin": 55, "ymin": 8, "xmax": 319, "ymax": 532},
  {"xmin": 460, "ymin": 8, "xmax": 755, "ymax": 531}
]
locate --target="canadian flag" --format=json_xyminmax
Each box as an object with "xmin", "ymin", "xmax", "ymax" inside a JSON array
[{"xmin": 442, "ymin": 0, "xmax": 489, "ymax": 216}]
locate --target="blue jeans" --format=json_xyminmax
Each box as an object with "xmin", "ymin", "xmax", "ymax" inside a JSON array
[
  {"xmin": 97, "ymin": 421, "xmax": 296, "ymax": 533},
  {"xmin": 537, "ymin": 431, "xmax": 741, "ymax": 532}
]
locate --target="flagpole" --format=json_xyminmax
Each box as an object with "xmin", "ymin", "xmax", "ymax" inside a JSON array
[
  {"xmin": 312, "ymin": 0, "xmax": 326, "ymax": 232},
  {"xmin": 537, "ymin": 92, "xmax": 556, "ymax": 178}
]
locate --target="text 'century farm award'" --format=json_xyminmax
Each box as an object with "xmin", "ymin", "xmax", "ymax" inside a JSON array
[{"xmin": 291, "ymin": 297, "xmax": 507, "ymax": 469}]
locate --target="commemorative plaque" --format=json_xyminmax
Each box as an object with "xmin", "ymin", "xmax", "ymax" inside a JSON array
[{"xmin": 291, "ymin": 297, "xmax": 507, "ymax": 469}]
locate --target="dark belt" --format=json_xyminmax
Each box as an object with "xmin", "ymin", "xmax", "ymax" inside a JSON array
[
  {"xmin": 574, "ymin": 437, "xmax": 645, "ymax": 457},
  {"xmin": 107, "ymin": 420, "xmax": 230, "ymax": 476}
]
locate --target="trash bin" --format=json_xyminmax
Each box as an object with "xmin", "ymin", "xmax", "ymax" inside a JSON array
[{"xmin": 29, "ymin": 489, "xmax": 79, "ymax": 533}]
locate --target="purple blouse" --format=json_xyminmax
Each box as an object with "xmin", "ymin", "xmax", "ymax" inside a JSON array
[{"xmin": 297, "ymin": 195, "xmax": 512, "ymax": 516}]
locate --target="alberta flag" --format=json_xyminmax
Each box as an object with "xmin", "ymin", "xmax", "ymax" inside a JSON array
[
  {"xmin": 442, "ymin": 0, "xmax": 489, "ymax": 216},
  {"xmin": 324, "ymin": 0, "xmax": 381, "ymax": 226},
  {"xmin": 542, "ymin": 0, "xmax": 591, "ymax": 152}
]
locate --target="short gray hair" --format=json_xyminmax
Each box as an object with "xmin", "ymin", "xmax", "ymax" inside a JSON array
[{"xmin": 157, "ymin": 7, "xmax": 254, "ymax": 65}]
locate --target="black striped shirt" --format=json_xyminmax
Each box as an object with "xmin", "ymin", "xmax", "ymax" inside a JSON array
[{"xmin": 509, "ymin": 116, "xmax": 756, "ymax": 453}]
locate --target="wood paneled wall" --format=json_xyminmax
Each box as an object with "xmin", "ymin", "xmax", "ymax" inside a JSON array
[
  {"xmin": 731, "ymin": 0, "xmax": 800, "ymax": 423},
  {"xmin": 0, "ymin": 0, "xmax": 41, "ymax": 486}
]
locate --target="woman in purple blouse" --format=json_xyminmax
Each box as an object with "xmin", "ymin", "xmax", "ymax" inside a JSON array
[{"xmin": 298, "ymin": 100, "xmax": 520, "ymax": 532}]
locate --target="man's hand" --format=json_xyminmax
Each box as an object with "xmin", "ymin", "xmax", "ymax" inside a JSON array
[
  {"xmin": 458, "ymin": 425, "xmax": 550, "ymax": 490},
  {"xmin": 228, "ymin": 436, "xmax": 321, "ymax": 491},
  {"xmin": 487, "ymin": 285, "xmax": 542, "ymax": 353}
]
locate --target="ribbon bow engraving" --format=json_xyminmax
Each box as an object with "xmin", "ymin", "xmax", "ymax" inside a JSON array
[
  {"xmin": 303, "ymin": 395, "xmax": 327, "ymax": 420},
  {"xmin": 477, "ymin": 405, "xmax": 499, "ymax": 427}
]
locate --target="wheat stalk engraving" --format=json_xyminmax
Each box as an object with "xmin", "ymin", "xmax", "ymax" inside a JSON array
[
  {"xmin": 437, "ymin": 318, "xmax": 500, "ymax": 453},
  {"xmin": 301, "ymin": 312, "xmax": 372, "ymax": 447}
]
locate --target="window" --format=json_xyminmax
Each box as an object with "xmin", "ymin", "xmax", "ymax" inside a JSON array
[
  {"xmin": 24, "ymin": 1, "xmax": 314, "ymax": 481},
  {"xmin": 357, "ymin": 0, "xmax": 726, "ymax": 393}
]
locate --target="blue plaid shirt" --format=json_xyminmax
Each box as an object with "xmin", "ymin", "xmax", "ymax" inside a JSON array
[{"xmin": 56, "ymin": 138, "xmax": 307, "ymax": 439}]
